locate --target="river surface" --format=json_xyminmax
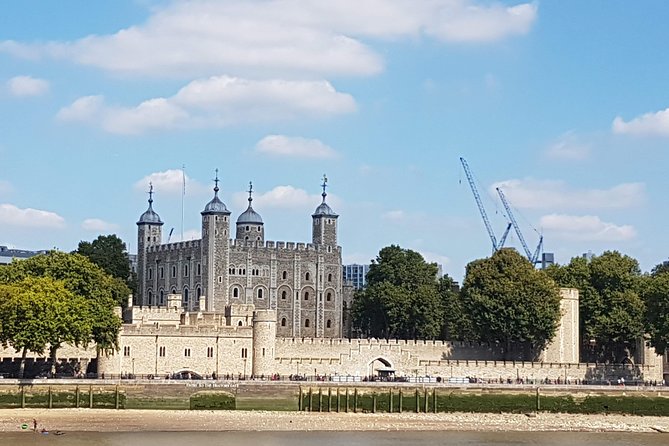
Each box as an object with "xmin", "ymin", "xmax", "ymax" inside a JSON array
[{"xmin": 0, "ymin": 431, "xmax": 666, "ymax": 446}]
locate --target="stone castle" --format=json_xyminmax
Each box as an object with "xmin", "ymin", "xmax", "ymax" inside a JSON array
[{"xmin": 135, "ymin": 173, "xmax": 348, "ymax": 338}]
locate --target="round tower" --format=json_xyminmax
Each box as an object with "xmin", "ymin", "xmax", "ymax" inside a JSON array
[
  {"xmin": 200, "ymin": 170, "xmax": 231, "ymax": 311},
  {"xmin": 312, "ymin": 174, "xmax": 338, "ymax": 247},
  {"xmin": 136, "ymin": 183, "xmax": 163, "ymax": 306},
  {"xmin": 252, "ymin": 309, "xmax": 277, "ymax": 378},
  {"xmin": 236, "ymin": 181, "xmax": 264, "ymax": 243}
]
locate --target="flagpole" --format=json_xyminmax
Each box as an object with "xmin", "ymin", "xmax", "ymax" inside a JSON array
[{"xmin": 181, "ymin": 164, "xmax": 185, "ymax": 241}]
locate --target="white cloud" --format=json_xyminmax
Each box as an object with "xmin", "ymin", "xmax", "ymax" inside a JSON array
[
  {"xmin": 57, "ymin": 77, "xmax": 355, "ymax": 134},
  {"xmin": 382, "ymin": 210, "xmax": 408, "ymax": 222},
  {"xmin": 232, "ymin": 185, "xmax": 339, "ymax": 211},
  {"xmin": 491, "ymin": 179, "xmax": 645, "ymax": 210},
  {"xmin": 545, "ymin": 133, "xmax": 591, "ymax": 161},
  {"xmin": 540, "ymin": 214, "xmax": 636, "ymax": 242},
  {"xmin": 255, "ymin": 135, "xmax": 338, "ymax": 159},
  {"xmin": 6, "ymin": 75, "xmax": 49, "ymax": 96},
  {"xmin": 612, "ymin": 108, "xmax": 669, "ymax": 137},
  {"xmin": 1, "ymin": 1, "xmax": 537, "ymax": 79},
  {"xmin": 81, "ymin": 218, "xmax": 119, "ymax": 232},
  {"xmin": 417, "ymin": 250, "xmax": 451, "ymax": 267},
  {"xmin": 134, "ymin": 169, "xmax": 207, "ymax": 196},
  {"xmin": 0, "ymin": 204, "xmax": 65, "ymax": 228}
]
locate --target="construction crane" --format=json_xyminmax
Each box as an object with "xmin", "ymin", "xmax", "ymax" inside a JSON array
[
  {"xmin": 496, "ymin": 187, "xmax": 543, "ymax": 264},
  {"xmin": 460, "ymin": 157, "xmax": 512, "ymax": 254}
]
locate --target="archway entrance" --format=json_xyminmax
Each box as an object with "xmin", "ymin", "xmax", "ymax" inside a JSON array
[
  {"xmin": 368, "ymin": 357, "xmax": 395, "ymax": 381},
  {"xmin": 172, "ymin": 369, "xmax": 203, "ymax": 379}
]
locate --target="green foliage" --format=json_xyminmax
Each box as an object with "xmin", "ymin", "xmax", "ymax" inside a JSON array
[
  {"xmin": 190, "ymin": 392, "xmax": 236, "ymax": 410},
  {"xmin": 461, "ymin": 249, "xmax": 561, "ymax": 354},
  {"xmin": 438, "ymin": 275, "xmax": 472, "ymax": 340},
  {"xmin": 352, "ymin": 245, "xmax": 443, "ymax": 339},
  {"xmin": 642, "ymin": 271, "xmax": 669, "ymax": 356},
  {"xmin": 547, "ymin": 251, "xmax": 645, "ymax": 362},
  {"xmin": 0, "ymin": 251, "xmax": 122, "ymax": 356},
  {"xmin": 75, "ymin": 234, "xmax": 134, "ymax": 298}
]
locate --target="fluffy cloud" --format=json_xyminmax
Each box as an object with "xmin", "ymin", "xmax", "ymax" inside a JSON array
[
  {"xmin": 545, "ymin": 133, "xmax": 591, "ymax": 161},
  {"xmin": 57, "ymin": 77, "xmax": 355, "ymax": 134},
  {"xmin": 255, "ymin": 135, "xmax": 338, "ymax": 159},
  {"xmin": 0, "ymin": 204, "xmax": 65, "ymax": 228},
  {"xmin": 540, "ymin": 214, "xmax": 636, "ymax": 242},
  {"xmin": 232, "ymin": 185, "xmax": 338, "ymax": 211},
  {"xmin": 81, "ymin": 218, "xmax": 119, "ymax": 232},
  {"xmin": 6, "ymin": 75, "xmax": 49, "ymax": 96},
  {"xmin": 382, "ymin": 210, "xmax": 408, "ymax": 222},
  {"xmin": 134, "ymin": 169, "xmax": 207, "ymax": 196},
  {"xmin": 416, "ymin": 250, "xmax": 451, "ymax": 266},
  {"xmin": 1, "ymin": 1, "xmax": 537, "ymax": 78},
  {"xmin": 612, "ymin": 108, "xmax": 669, "ymax": 137},
  {"xmin": 491, "ymin": 179, "xmax": 645, "ymax": 210}
]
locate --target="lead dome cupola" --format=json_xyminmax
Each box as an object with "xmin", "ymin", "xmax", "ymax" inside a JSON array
[
  {"xmin": 237, "ymin": 182, "xmax": 263, "ymax": 225},
  {"xmin": 137, "ymin": 183, "xmax": 164, "ymax": 225},
  {"xmin": 201, "ymin": 170, "xmax": 231, "ymax": 216},
  {"xmin": 312, "ymin": 175, "xmax": 338, "ymax": 217}
]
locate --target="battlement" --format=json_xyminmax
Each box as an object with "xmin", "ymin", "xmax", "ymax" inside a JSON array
[
  {"xmin": 275, "ymin": 337, "xmax": 454, "ymax": 347},
  {"xmin": 121, "ymin": 323, "xmax": 253, "ymax": 337},
  {"xmin": 228, "ymin": 239, "xmax": 341, "ymax": 253},
  {"xmin": 147, "ymin": 240, "xmax": 201, "ymax": 253}
]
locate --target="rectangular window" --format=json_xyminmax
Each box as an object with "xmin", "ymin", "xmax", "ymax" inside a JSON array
[
  {"xmin": 207, "ymin": 347, "xmax": 214, "ymax": 358},
  {"xmin": 159, "ymin": 346, "xmax": 166, "ymax": 357},
  {"xmin": 184, "ymin": 348, "xmax": 191, "ymax": 358},
  {"xmin": 184, "ymin": 264, "xmax": 189, "ymax": 277},
  {"xmin": 123, "ymin": 346, "xmax": 131, "ymax": 357},
  {"xmin": 197, "ymin": 263, "xmax": 201, "ymax": 275},
  {"xmin": 159, "ymin": 267, "xmax": 164, "ymax": 279},
  {"xmin": 148, "ymin": 268, "xmax": 152, "ymax": 280},
  {"xmin": 241, "ymin": 348, "xmax": 248, "ymax": 359}
]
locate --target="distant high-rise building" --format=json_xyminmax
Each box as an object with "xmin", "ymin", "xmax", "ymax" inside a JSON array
[
  {"xmin": 541, "ymin": 252, "xmax": 555, "ymax": 269},
  {"xmin": 582, "ymin": 250, "xmax": 594, "ymax": 261},
  {"xmin": 342, "ymin": 264, "xmax": 370, "ymax": 290}
]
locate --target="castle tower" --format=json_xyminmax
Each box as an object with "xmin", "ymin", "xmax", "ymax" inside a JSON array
[
  {"xmin": 136, "ymin": 183, "xmax": 163, "ymax": 306},
  {"xmin": 200, "ymin": 170, "xmax": 231, "ymax": 311},
  {"xmin": 236, "ymin": 182, "xmax": 264, "ymax": 243},
  {"xmin": 252, "ymin": 309, "xmax": 277, "ymax": 377},
  {"xmin": 312, "ymin": 174, "xmax": 338, "ymax": 247}
]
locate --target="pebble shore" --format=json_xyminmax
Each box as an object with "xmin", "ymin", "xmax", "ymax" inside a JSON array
[{"xmin": 0, "ymin": 409, "xmax": 668, "ymax": 433}]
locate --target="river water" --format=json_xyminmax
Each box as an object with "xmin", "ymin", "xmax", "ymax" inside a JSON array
[{"xmin": 1, "ymin": 431, "xmax": 666, "ymax": 446}]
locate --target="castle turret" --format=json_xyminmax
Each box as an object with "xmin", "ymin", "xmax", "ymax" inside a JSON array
[
  {"xmin": 252, "ymin": 309, "xmax": 276, "ymax": 377},
  {"xmin": 236, "ymin": 182, "xmax": 264, "ymax": 243},
  {"xmin": 312, "ymin": 174, "xmax": 338, "ymax": 247},
  {"xmin": 201, "ymin": 170, "xmax": 231, "ymax": 311},
  {"xmin": 137, "ymin": 183, "xmax": 163, "ymax": 306}
]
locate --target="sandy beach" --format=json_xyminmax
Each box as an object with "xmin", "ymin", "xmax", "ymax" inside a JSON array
[{"xmin": 0, "ymin": 409, "xmax": 667, "ymax": 433}]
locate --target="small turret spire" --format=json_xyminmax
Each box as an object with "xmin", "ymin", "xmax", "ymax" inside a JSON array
[
  {"xmin": 248, "ymin": 181, "xmax": 253, "ymax": 205},
  {"xmin": 321, "ymin": 174, "xmax": 328, "ymax": 203},
  {"xmin": 213, "ymin": 169, "xmax": 220, "ymax": 195},
  {"xmin": 148, "ymin": 182, "xmax": 154, "ymax": 205}
]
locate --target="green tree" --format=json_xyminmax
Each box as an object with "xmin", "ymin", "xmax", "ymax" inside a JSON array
[
  {"xmin": 0, "ymin": 251, "xmax": 123, "ymax": 357},
  {"xmin": 438, "ymin": 275, "xmax": 472, "ymax": 340},
  {"xmin": 642, "ymin": 263, "xmax": 669, "ymax": 356},
  {"xmin": 352, "ymin": 245, "xmax": 443, "ymax": 339},
  {"xmin": 547, "ymin": 251, "xmax": 645, "ymax": 362},
  {"xmin": 0, "ymin": 277, "xmax": 90, "ymax": 378},
  {"xmin": 461, "ymin": 249, "xmax": 561, "ymax": 358},
  {"xmin": 75, "ymin": 234, "xmax": 135, "ymax": 299}
]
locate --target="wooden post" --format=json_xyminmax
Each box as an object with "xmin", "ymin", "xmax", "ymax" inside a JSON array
[
  {"xmin": 415, "ymin": 389, "xmax": 420, "ymax": 413},
  {"xmin": 336, "ymin": 388, "xmax": 340, "ymax": 413},
  {"xmin": 398, "ymin": 389, "xmax": 403, "ymax": 413},
  {"xmin": 353, "ymin": 388, "xmax": 358, "ymax": 413},
  {"xmin": 345, "ymin": 388, "xmax": 349, "ymax": 413},
  {"xmin": 48, "ymin": 386, "xmax": 53, "ymax": 409},
  {"xmin": 424, "ymin": 389, "xmax": 428, "ymax": 413},
  {"xmin": 433, "ymin": 389, "xmax": 437, "ymax": 413},
  {"xmin": 75, "ymin": 386, "xmax": 80, "ymax": 408},
  {"xmin": 389, "ymin": 389, "xmax": 393, "ymax": 413},
  {"xmin": 327, "ymin": 388, "xmax": 332, "ymax": 412},
  {"xmin": 20, "ymin": 386, "xmax": 25, "ymax": 409},
  {"xmin": 298, "ymin": 386, "xmax": 303, "ymax": 411},
  {"xmin": 372, "ymin": 393, "xmax": 377, "ymax": 413},
  {"xmin": 308, "ymin": 388, "xmax": 313, "ymax": 412},
  {"xmin": 318, "ymin": 388, "xmax": 323, "ymax": 412},
  {"xmin": 115, "ymin": 385, "xmax": 120, "ymax": 410},
  {"xmin": 89, "ymin": 385, "xmax": 93, "ymax": 408},
  {"xmin": 536, "ymin": 387, "xmax": 541, "ymax": 411}
]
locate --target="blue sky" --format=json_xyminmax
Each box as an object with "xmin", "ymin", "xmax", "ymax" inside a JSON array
[{"xmin": 2, "ymin": 1, "xmax": 669, "ymax": 281}]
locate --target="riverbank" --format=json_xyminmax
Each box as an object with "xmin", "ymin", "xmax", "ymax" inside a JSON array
[{"xmin": 1, "ymin": 409, "xmax": 668, "ymax": 433}]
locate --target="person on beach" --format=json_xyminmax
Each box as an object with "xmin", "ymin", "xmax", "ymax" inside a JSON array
[{"xmin": 32, "ymin": 419, "xmax": 37, "ymax": 432}]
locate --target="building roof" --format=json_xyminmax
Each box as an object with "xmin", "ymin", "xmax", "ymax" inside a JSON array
[
  {"xmin": 237, "ymin": 182, "xmax": 263, "ymax": 224},
  {"xmin": 201, "ymin": 171, "xmax": 231, "ymax": 216},
  {"xmin": 137, "ymin": 184, "xmax": 163, "ymax": 225}
]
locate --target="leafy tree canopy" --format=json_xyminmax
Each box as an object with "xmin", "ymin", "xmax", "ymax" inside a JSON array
[
  {"xmin": 352, "ymin": 245, "xmax": 443, "ymax": 339},
  {"xmin": 75, "ymin": 234, "xmax": 135, "ymax": 298},
  {"xmin": 461, "ymin": 248, "xmax": 561, "ymax": 355},
  {"xmin": 642, "ymin": 263, "xmax": 669, "ymax": 355}
]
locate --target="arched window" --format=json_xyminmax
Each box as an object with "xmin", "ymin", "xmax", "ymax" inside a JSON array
[
  {"xmin": 281, "ymin": 290, "xmax": 287, "ymax": 300},
  {"xmin": 172, "ymin": 265, "xmax": 176, "ymax": 278},
  {"xmin": 328, "ymin": 273, "xmax": 332, "ymax": 282},
  {"xmin": 326, "ymin": 320, "xmax": 331, "ymax": 328},
  {"xmin": 326, "ymin": 292, "xmax": 332, "ymax": 302},
  {"xmin": 233, "ymin": 288, "xmax": 239, "ymax": 298},
  {"xmin": 246, "ymin": 225, "xmax": 250, "ymax": 231},
  {"xmin": 282, "ymin": 271, "xmax": 287, "ymax": 280},
  {"xmin": 196, "ymin": 287, "xmax": 201, "ymax": 300},
  {"xmin": 305, "ymin": 272, "xmax": 310, "ymax": 281},
  {"xmin": 257, "ymin": 288, "xmax": 263, "ymax": 299},
  {"xmin": 281, "ymin": 318, "xmax": 287, "ymax": 327},
  {"xmin": 304, "ymin": 291, "xmax": 309, "ymax": 301},
  {"xmin": 159, "ymin": 290, "xmax": 164, "ymax": 305},
  {"xmin": 238, "ymin": 321, "xmax": 243, "ymax": 326},
  {"xmin": 148, "ymin": 291, "xmax": 153, "ymax": 305},
  {"xmin": 184, "ymin": 288, "xmax": 189, "ymax": 306},
  {"xmin": 305, "ymin": 319, "xmax": 310, "ymax": 328},
  {"xmin": 171, "ymin": 287, "xmax": 176, "ymax": 294}
]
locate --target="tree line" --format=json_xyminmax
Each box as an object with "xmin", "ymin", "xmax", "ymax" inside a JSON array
[
  {"xmin": 0, "ymin": 235, "xmax": 132, "ymax": 378},
  {"xmin": 352, "ymin": 245, "xmax": 669, "ymax": 363}
]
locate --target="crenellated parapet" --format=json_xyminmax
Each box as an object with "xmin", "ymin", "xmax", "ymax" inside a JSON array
[{"xmin": 147, "ymin": 240, "xmax": 201, "ymax": 253}]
